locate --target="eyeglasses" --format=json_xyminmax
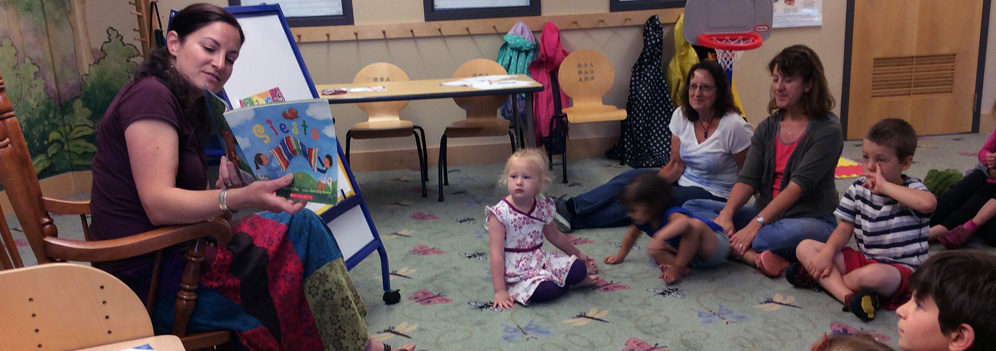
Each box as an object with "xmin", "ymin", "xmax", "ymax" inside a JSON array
[{"xmin": 689, "ymin": 84, "xmax": 716, "ymax": 92}]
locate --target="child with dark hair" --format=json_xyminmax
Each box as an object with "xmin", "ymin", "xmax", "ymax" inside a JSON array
[
  {"xmin": 810, "ymin": 334, "xmax": 894, "ymax": 351},
  {"xmin": 603, "ymin": 172, "xmax": 731, "ymax": 283},
  {"xmin": 896, "ymin": 250, "xmax": 996, "ymax": 351},
  {"xmin": 791, "ymin": 118, "xmax": 935, "ymax": 322}
]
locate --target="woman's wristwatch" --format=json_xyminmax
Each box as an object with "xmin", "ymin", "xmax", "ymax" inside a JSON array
[{"xmin": 754, "ymin": 215, "xmax": 766, "ymax": 226}]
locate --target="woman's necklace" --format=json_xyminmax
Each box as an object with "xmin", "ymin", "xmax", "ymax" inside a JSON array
[{"xmin": 699, "ymin": 118, "xmax": 715, "ymax": 138}]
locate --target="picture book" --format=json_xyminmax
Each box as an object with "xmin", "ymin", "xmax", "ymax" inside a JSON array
[{"xmin": 207, "ymin": 88, "xmax": 339, "ymax": 205}]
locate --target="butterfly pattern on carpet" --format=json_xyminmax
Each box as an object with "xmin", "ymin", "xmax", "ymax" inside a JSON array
[
  {"xmin": 454, "ymin": 217, "xmax": 476, "ymax": 224},
  {"xmin": 409, "ymin": 244, "xmax": 445, "ymax": 255},
  {"xmin": 371, "ymin": 321, "xmax": 418, "ymax": 342},
  {"xmin": 409, "ymin": 289, "xmax": 452, "ymax": 305},
  {"xmin": 754, "ymin": 294, "xmax": 801, "ymax": 311},
  {"xmin": 565, "ymin": 234, "xmax": 594, "ymax": 245},
  {"xmin": 697, "ymin": 305, "xmax": 749, "ymax": 326},
  {"xmin": 461, "ymin": 251, "xmax": 488, "ymax": 260},
  {"xmin": 622, "ymin": 337, "xmax": 671, "ymax": 351},
  {"xmin": 467, "ymin": 300, "xmax": 502, "ymax": 312},
  {"xmin": 593, "ymin": 278, "xmax": 630, "ymax": 292},
  {"xmin": 500, "ymin": 320, "xmax": 552, "ymax": 342},
  {"xmin": 385, "ymin": 229, "xmax": 414, "ymax": 239},
  {"xmin": 563, "ymin": 307, "xmax": 610, "ymax": 326},
  {"xmin": 647, "ymin": 286, "xmax": 685, "ymax": 299},
  {"xmin": 384, "ymin": 267, "xmax": 416, "ymax": 280},
  {"xmin": 830, "ymin": 322, "xmax": 891, "ymax": 342},
  {"xmin": 410, "ymin": 212, "xmax": 439, "ymax": 220}
]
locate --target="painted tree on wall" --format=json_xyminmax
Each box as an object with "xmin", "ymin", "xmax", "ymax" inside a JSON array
[{"xmin": 0, "ymin": 1, "xmax": 141, "ymax": 179}]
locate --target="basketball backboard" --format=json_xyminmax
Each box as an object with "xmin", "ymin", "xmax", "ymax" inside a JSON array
[{"xmin": 683, "ymin": 0, "xmax": 773, "ymax": 44}]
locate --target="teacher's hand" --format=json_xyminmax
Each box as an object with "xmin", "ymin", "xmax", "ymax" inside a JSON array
[{"xmin": 229, "ymin": 174, "xmax": 306, "ymax": 214}]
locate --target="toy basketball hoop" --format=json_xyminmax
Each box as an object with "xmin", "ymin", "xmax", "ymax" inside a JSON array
[{"xmin": 698, "ymin": 32, "xmax": 763, "ymax": 73}]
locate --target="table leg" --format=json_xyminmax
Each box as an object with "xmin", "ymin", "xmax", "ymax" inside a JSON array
[{"xmin": 524, "ymin": 92, "xmax": 535, "ymax": 149}]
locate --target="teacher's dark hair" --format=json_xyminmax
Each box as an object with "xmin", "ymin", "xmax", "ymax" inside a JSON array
[
  {"xmin": 680, "ymin": 60, "xmax": 740, "ymax": 122},
  {"xmin": 132, "ymin": 3, "xmax": 245, "ymax": 141},
  {"xmin": 767, "ymin": 44, "xmax": 835, "ymax": 118}
]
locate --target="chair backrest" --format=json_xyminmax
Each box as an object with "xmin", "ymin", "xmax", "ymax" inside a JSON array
[
  {"xmin": 354, "ymin": 62, "xmax": 410, "ymax": 121},
  {"xmin": 0, "ymin": 72, "xmax": 60, "ymax": 265},
  {"xmin": 452, "ymin": 59, "xmax": 509, "ymax": 120},
  {"xmin": 0, "ymin": 263, "xmax": 154, "ymax": 350},
  {"xmin": 558, "ymin": 49, "xmax": 616, "ymax": 107}
]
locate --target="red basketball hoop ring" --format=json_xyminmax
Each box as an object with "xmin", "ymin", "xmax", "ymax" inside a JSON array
[{"xmin": 697, "ymin": 32, "xmax": 763, "ymax": 51}]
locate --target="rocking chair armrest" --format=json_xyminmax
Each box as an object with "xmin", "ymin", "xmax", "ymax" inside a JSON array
[
  {"xmin": 41, "ymin": 196, "xmax": 90, "ymax": 215},
  {"xmin": 42, "ymin": 217, "xmax": 233, "ymax": 263}
]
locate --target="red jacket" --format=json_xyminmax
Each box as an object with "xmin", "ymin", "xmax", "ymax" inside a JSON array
[{"xmin": 527, "ymin": 22, "xmax": 570, "ymax": 147}]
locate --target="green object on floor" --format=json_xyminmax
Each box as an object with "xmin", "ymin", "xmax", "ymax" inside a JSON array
[{"xmin": 923, "ymin": 168, "xmax": 963, "ymax": 197}]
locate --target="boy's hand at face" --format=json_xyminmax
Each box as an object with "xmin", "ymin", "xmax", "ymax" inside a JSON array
[{"xmin": 861, "ymin": 162, "xmax": 889, "ymax": 195}]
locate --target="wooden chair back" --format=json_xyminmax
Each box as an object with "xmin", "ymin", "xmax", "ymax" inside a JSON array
[
  {"xmin": 0, "ymin": 263, "xmax": 154, "ymax": 350},
  {"xmin": 452, "ymin": 59, "xmax": 509, "ymax": 122},
  {"xmin": 354, "ymin": 62, "xmax": 410, "ymax": 122},
  {"xmin": 556, "ymin": 49, "xmax": 627, "ymax": 123},
  {"xmin": 1, "ymin": 204, "xmax": 24, "ymax": 270},
  {"xmin": 0, "ymin": 71, "xmax": 234, "ymax": 350},
  {"xmin": 558, "ymin": 49, "xmax": 615, "ymax": 107}
]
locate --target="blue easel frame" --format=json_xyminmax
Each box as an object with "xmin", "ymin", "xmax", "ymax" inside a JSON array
[{"xmin": 219, "ymin": 4, "xmax": 398, "ymax": 304}]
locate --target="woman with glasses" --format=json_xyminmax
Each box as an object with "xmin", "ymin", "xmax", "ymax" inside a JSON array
[
  {"xmin": 555, "ymin": 60, "xmax": 753, "ymax": 232},
  {"xmin": 684, "ymin": 45, "xmax": 841, "ymax": 277}
]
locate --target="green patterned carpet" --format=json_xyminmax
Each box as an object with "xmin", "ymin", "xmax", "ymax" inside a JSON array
[{"xmin": 7, "ymin": 133, "xmax": 994, "ymax": 350}]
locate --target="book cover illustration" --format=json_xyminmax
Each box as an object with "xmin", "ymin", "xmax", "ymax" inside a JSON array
[
  {"xmin": 222, "ymin": 98, "xmax": 339, "ymax": 205},
  {"xmin": 239, "ymin": 87, "xmax": 286, "ymax": 107}
]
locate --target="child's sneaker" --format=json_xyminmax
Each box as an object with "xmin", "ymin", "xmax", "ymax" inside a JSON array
[
  {"xmin": 845, "ymin": 291, "xmax": 880, "ymax": 322},
  {"xmin": 785, "ymin": 261, "xmax": 823, "ymax": 292},
  {"xmin": 553, "ymin": 196, "xmax": 573, "ymax": 233}
]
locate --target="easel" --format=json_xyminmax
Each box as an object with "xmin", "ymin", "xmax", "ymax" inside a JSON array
[{"xmin": 220, "ymin": 4, "xmax": 399, "ymax": 304}]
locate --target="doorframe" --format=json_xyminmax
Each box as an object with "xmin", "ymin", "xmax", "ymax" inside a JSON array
[{"xmin": 841, "ymin": 0, "xmax": 992, "ymax": 138}]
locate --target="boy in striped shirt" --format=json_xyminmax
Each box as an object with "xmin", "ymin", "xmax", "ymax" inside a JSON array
[{"xmin": 789, "ymin": 118, "xmax": 936, "ymax": 322}]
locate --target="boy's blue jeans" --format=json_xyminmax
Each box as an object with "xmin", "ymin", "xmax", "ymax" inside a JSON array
[
  {"xmin": 571, "ymin": 169, "xmax": 723, "ymax": 229},
  {"xmin": 682, "ymin": 199, "xmax": 836, "ymax": 260}
]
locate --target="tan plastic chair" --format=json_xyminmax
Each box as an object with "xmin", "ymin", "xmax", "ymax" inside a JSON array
[
  {"xmin": 0, "ymin": 71, "xmax": 234, "ymax": 350},
  {"xmin": 0, "ymin": 263, "xmax": 184, "ymax": 350},
  {"xmin": 438, "ymin": 59, "xmax": 517, "ymax": 201},
  {"xmin": 553, "ymin": 49, "xmax": 627, "ymax": 182},
  {"xmin": 346, "ymin": 63, "xmax": 428, "ymax": 197}
]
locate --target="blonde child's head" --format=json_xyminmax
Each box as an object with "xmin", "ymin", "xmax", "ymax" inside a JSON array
[
  {"xmin": 810, "ymin": 334, "xmax": 894, "ymax": 351},
  {"xmin": 499, "ymin": 148, "xmax": 552, "ymax": 189}
]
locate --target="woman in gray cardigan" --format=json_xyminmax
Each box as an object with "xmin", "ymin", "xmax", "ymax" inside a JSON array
[{"xmin": 684, "ymin": 45, "xmax": 841, "ymax": 277}]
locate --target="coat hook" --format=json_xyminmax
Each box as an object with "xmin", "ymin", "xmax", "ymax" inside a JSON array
[
  {"xmin": 492, "ymin": 25, "xmax": 499, "ymax": 33},
  {"xmin": 296, "ymin": 33, "xmax": 301, "ymax": 41},
  {"xmin": 410, "ymin": 29, "xmax": 415, "ymax": 37},
  {"xmin": 326, "ymin": 33, "xmax": 330, "ymax": 41},
  {"xmin": 437, "ymin": 27, "xmax": 443, "ymax": 35},
  {"xmin": 465, "ymin": 27, "xmax": 471, "ymax": 34},
  {"xmin": 623, "ymin": 17, "xmax": 632, "ymax": 23},
  {"xmin": 354, "ymin": 31, "xmax": 359, "ymax": 40},
  {"xmin": 382, "ymin": 29, "xmax": 387, "ymax": 37},
  {"xmin": 597, "ymin": 19, "xmax": 606, "ymax": 26}
]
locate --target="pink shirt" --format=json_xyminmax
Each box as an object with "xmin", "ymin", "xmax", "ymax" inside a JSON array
[
  {"xmin": 773, "ymin": 130, "xmax": 806, "ymax": 198},
  {"xmin": 978, "ymin": 125, "xmax": 996, "ymax": 183}
]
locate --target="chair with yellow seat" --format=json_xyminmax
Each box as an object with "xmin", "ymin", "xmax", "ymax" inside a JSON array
[
  {"xmin": 0, "ymin": 71, "xmax": 234, "ymax": 350},
  {"xmin": 346, "ymin": 62, "xmax": 428, "ymax": 197},
  {"xmin": 438, "ymin": 58, "xmax": 517, "ymax": 201},
  {"xmin": 0, "ymin": 263, "xmax": 186, "ymax": 350},
  {"xmin": 551, "ymin": 49, "xmax": 628, "ymax": 183}
]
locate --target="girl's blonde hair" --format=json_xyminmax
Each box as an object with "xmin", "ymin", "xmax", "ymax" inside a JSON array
[{"xmin": 499, "ymin": 149, "xmax": 553, "ymax": 187}]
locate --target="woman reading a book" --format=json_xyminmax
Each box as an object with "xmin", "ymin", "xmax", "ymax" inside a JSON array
[
  {"xmin": 554, "ymin": 61, "xmax": 753, "ymax": 232},
  {"xmin": 88, "ymin": 4, "xmax": 413, "ymax": 351}
]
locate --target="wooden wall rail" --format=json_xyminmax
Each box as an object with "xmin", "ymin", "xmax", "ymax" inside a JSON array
[{"xmin": 290, "ymin": 8, "xmax": 683, "ymax": 43}]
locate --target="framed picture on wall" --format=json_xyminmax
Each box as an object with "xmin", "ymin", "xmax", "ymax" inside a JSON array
[
  {"xmin": 230, "ymin": 0, "xmax": 354, "ymax": 26},
  {"xmin": 423, "ymin": 0, "xmax": 540, "ymax": 21},
  {"xmin": 609, "ymin": 0, "xmax": 685, "ymax": 12}
]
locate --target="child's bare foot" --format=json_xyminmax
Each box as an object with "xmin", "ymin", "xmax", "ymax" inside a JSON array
[
  {"xmin": 575, "ymin": 274, "xmax": 599, "ymax": 288},
  {"xmin": 658, "ymin": 264, "xmax": 691, "ymax": 283},
  {"xmin": 585, "ymin": 256, "xmax": 599, "ymax": 274},
  {"xmin": 367, "ymin": 340, "xmax": 415, "ymax": 351}
]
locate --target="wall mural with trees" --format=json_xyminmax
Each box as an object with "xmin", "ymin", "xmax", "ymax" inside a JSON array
[{"xmin": 0, "ymin": 0, "xmax": 142, "ymax": 181}]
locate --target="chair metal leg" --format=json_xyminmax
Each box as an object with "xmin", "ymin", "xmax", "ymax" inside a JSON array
[
  {"xmin": 561, "ymin": 138, "xmax": 568, "ymax": 184},
  {"xmin": 438, "ymin": 134, "xmax": 447, "ymax": 201},
  {"xmin": 345, "ymin": 131, "xmax": 352, "ymax": 164},
  {"xmin": 414, "ymin": 126, "xmax": 428, "ymax": 183},
  {"xmin": 508, "ymin": 131, "xmax": 516, "ymax": 153},
  {"xmin": 412, "ymin": 128, "xmax": 427, "ymax": 198},
  {"xmin": 618, "ymin": 121, "xmax": 625, "ymax": 165}
]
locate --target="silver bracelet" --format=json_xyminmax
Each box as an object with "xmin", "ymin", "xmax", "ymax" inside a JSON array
[{"xmin": 219, "ymin": 189, "xmax": 231, "ymax": 213}]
